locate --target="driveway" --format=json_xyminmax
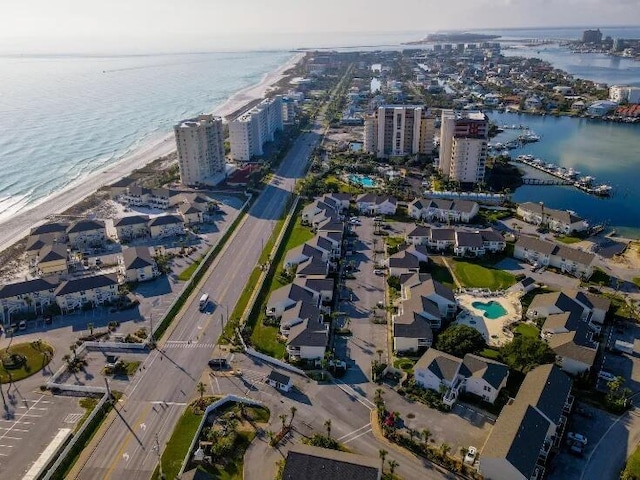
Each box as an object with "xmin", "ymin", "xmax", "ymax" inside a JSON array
[
  {"xmin": 494, "ymin": 257, "xmax": 581, "ymax": 291},
  {"xmin": 334, "ymin": 217, "xmax": 388, "ymax": 389}
]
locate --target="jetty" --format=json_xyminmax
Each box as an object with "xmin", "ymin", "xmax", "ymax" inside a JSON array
[{"xmin": 514, "ymin": 155, "xmax": 613, "ymax": 197}]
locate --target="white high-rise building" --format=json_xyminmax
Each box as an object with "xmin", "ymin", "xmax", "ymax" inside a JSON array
[
  {"xmin": 229, "ymin": 96, "xmax": 284, "ymax": 162},
  {"xmin": 363, "ymin": 105, "xmax": 435, "ymax": 159},
  {"xmin": 438, "ymin": 110, "xmax": 488, "ymax": 185},
  {"xmin": 174, "ymin": 115, "xmax": 225, "ymax": 186},
  {"xmin": 609, "ymin": 85, "xmax": 640, "ymax": 104}
]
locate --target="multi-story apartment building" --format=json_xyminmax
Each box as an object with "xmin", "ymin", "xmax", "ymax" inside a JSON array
[
  {"xmin": 438, "ymin": 110, "xmax": 489, "ymax": 185},
  {"xmin": 609, "ymin": 85, "xmax": 640, "ymax": 104},
  {"xmin": 363, "ymin": 105, "xmax": 435, "ymax": 159},
  {"xmin": 229, "ymin": 96, "xmax": 283, "ymax": 162},
  {"xmin": 174, "ymin": 114, "xmax": 225, "ymax": 186}
]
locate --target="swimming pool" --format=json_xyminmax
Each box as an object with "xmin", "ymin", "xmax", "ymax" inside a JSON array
[
  {"xmin": 348, "ymin": 174, "xmax": 376, "ymax": 188},
  {"xmin": 471, "ymin": 300, "xmax": 508, "ymax": 320}
]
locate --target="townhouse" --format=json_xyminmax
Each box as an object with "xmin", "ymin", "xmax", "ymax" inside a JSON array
[
  {"xmin": 514, "ymin": 236, "xmax": 595, "ymax": 279},
  {"xmin": 355, "ymin": 194, "xmax": 397, "ymax": 216},
  {"xmin": 30, "ymin": 221, "xmax": 69, "ymax": 244},
  {"xmin": 119, "ymin": 247, "xmax": 159, "ymax": 283},
  {"xmin": 480, "ymin": 364, "xmax": 573, "ymax": 480},
  {"xmin": 393, "ymin": 274, "xmax": 457, "ymax": 352},
  {"xmin": 35, "ymin": 244, "xmax": 68, "ymax": 276},
  {"xmin": 119, "ymin": 186, "xmax": 181, "ymax": 209},
  {"xmin": 406, "ymin": 226, "xmax": 505, "ymax": 257},
  {"xmin": 266, "ymin": 283, "xmax": 319, "ymax": 319},
  {"xmin": 286, "ymin": 317, "xmax": 329, "ymax": 361},
  {"xmin": 112, "ymin": 215, "xmax": 150, "ymax": 243},
  {"xmin": 0, "ymin": 277, "xmax": 59, "ymax": 325},
  {"xmin": 386, "ymin": 245, "xmax": 428, "ymax": 277},
  {"xmin": 55, "ymin": 273, "xmax": 120, "ymax": 311},
  {"xmin": 527, "ymin": 289, "xmax": 609, "ymax": 375},
  {"xmin": 408, "ymin": 197, "xmax": 479, "ymax": 223},
  {"xmin": 280, "ymin": 301, "xmax": 322, "ymax": 337},
  {"xmin": 67, "ymin": 219, "xmax": 107, "ymax": 249},
  {"xmin": 284, "ymin": 244, "xmax": 330, "ymax": 271},
  {"xmin": 414, "ymin": 348, "xmax": 509, "ymax": 406},
  {"xmin": 517, "ymin": 202, "xmax": 589, "ymax": 234},
  {"xmin": 148, "ymin": 215, "xmax": 185, "ymax": 239}
]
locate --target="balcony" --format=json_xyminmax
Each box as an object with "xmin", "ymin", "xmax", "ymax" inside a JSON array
[
  {"xmin": 530, "ymin": 465, "xmax": 545, "ymax": 480},
  {"xmin": 563, "ymin": 395, "xmax": 575, "ymax": 415}
]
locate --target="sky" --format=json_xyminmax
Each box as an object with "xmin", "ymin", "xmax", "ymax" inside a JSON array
[{"xmin": 0, "ymin": 0, "xmax": 639, "ymax": 54}]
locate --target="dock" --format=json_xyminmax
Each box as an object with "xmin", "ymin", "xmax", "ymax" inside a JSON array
[{"xmin": 514, "ymin": 155, "xmax": 613, "ymax": 197}]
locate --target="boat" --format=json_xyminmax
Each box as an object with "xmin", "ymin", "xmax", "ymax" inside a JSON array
[{"xmin": 594, "ymin": 184, "xmax": 613, "ymax": 196}]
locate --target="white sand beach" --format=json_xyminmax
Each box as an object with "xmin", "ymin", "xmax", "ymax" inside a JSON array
[{"xmin": 0, "ymin": 52, "xmax": 304, "ymax": 254}]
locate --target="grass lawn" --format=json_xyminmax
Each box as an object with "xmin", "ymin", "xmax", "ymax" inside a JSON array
[
  {"xmin": 623, "ymin": 442, "xmax": 640, "ymax": 479},
  {"xmin": 556, "ymin": 235, "xmax": 583, "ymax": 244},
  {"xmin": 75, "ymin": 397, "xmax": 99, "ymax": 433},
  {"xmin": 250, "ymin": 316, "xmax": 286, "ymax": 358},
  {"xmin": 589, "ymin": 267, "xmax": 611, "ymax": 286},
  {"xmin": 177, "ymin": 257, "xmax": 203, "ymax": 281},
  {"xmin": 480, "ymin": 348, "xmax": 501, "ymax": 360},
  {"xmin": 514, "ymin": 323, "xmax": 540, "ymax": 338},
  {"xmin": 451, "ymin": 260, "xmax": 516, "ymax": 290},
  {"xmin": 427, "ymin": 259, "xmax": 455, "ymax": 289},
  {"xmin": 154, "ymin": 408, "xmax": 203, "ymax": 480},
  {"xmin": 0, "ymin": 341, "xmax": 53, "ymax": 383}
]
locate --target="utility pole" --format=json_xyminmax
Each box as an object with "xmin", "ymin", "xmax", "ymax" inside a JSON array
[
  {"xmin": 104, "ymin": 378, "xmax": 112, "ymax": 402},
  {"xmin": 155, "ymin": 433, "xmax": 165, "ymax": 479}
]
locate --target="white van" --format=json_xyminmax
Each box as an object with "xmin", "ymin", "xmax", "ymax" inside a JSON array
[{"xmin": 199, "ymin": 293, "xmax": 209, "ymax": 311}]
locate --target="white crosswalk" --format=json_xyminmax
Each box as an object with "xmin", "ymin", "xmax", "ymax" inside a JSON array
[{"xmin": 163, "ymin": 342, "xmax": 216, "ymax": 349}]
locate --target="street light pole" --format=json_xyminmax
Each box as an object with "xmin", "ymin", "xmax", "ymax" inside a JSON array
[{"xmin": 155, "ymin": 433, "xmax": 164, "ymax": 479}]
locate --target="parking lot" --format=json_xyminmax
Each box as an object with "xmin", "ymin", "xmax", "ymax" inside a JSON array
[
  {"xmin": 494, "ymin": 256, "xmax": 582, "ymax": 291},
  {"xmin": 0, "ymin": 392, "xmax": 85, "ymax": 479},
  {"xmin": 600, "ymin": 320, "xmax": 640, "ymax": 394}
]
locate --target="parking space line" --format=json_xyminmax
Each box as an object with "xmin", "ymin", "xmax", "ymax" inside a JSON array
[
  {"xmin": 0, "ymin": 444, "xmax": 14, "ymax": 448},
  {"xmin": 0, "ymin": 394, "xmax": 45, "ymax": 443},
  {"xmin": 0, "ymin": 427, "xmax": 29, "ymax": 432},
  {"xmin": 1, "ymin": 436, "xmax": 22, "ymax": 441}
]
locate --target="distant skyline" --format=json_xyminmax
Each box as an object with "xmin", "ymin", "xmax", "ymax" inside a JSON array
[{"xmin": 1, "ymin": 0, "xmax": 639, "ymax": 54}]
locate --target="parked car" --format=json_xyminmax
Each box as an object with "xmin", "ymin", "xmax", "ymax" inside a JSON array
[
  {"xmin": 464, "ymin": 446, "xmax": 477, "ymax": 465},
  {"xmin": 576, "ymin": 406, "xmax": 594, "ymax": 419},
  {"xmin": 373, "ymin": 269, "xmax": 385, "ymax": 276},
  {"xmin": 18, "ymin": 320, "xmax": 27, "ymax": 331},
  {"xmin": 598, "ymin": 370, "xmax": 617, "ymax": 382},
  {"xmin": 567, "ymin": 432, "xmax": 588, "ymax": 446},
  {"xmin": 569, "ymin": 443, "xmax": 584, "ymax": 457}
]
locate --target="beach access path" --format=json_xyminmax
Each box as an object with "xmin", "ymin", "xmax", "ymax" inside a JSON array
[{"xmin": 0, "ymin": 52, "xmax": 304, "ymax": 254}]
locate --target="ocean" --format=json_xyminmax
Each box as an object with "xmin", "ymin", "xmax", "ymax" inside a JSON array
[{"xmin": 0, "ymin": 50, "xmax": 294, "ymax": 222}]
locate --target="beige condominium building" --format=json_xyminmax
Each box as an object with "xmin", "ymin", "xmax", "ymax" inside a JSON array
[
  {"xmin": 364, "ymin": 105, "xmax": 435, "ymax": 159},
  {"xmin": 229, "ymin": 96, "xmax": 283, "ymax": 162},
  {"xmin": 174, "ymin": 114, "xmax": 225, "ymax": 186},
  {"xmin": 438, "ymin": 109, "xmax": 489, "ymax": 184}
]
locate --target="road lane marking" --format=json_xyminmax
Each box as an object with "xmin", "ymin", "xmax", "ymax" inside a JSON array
[
  {"xmin": 337, "ymin": 423, "xmax": 372, "ymax": 441},
  {"xmin": 102, "ymin": 403, "xmax": 152, "ymax": 479},
  {"xmin": 150, "ymin": 401, "xmax": 186, "ymax": 406},
  {"xmin": 332, "ymin": 379, "xmax": 376, "ymax": 410},
  {"xmin": 342, "ymin": 428, "xmax": 372, "ymax": 444}
]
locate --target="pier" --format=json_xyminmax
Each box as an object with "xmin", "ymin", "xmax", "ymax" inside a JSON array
[
  {"xmin": 514, "ymin": 155, "xmax": 613, "ymax": 197},
  {"xmin": 522, "ymin": 177, "xmax": 572, "ymax": 186}
]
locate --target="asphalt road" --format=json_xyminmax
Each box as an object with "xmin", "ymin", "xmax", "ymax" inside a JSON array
[{"xmin": 74, "ymin": 125, "xmax": 323, "ymax": 479}]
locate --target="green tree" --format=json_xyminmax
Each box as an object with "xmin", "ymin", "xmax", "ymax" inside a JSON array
[
  {"xmin": 324, "ymin": 419, "xmax": 332, "ymax": 439},
  {"xmin": 500, "ymin": 335, "xmax": 555, "ymax": 372},
  {"xmin": 378, "ymin": 449, "xmax": 388, "ymax": 473},
  {"xmin": 388, "ymin": 460, "xmax": 399, "ymax": 476},
  {"xmin": 435, "ymin": 325, "xmax": 486, "ymax": 358},
  {"xmin": 196, "ymin": 381, "xmax": 206, "ymax": 399}
]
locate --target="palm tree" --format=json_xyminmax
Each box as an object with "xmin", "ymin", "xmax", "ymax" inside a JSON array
[
  {"xmin": 324, "ymin": 419, "xmax": 332, "ymax": 439},
  {"xmin": 421, "ymin": 428, "xmax": 432, "ymax": 444},
  {"xmin": 388, "ymin": 459, "xmax": 399, "ymax": 476},
  {"xmin": 374, "ymin": 388, "xmax": 384, "ymax": 404},
  {"xmin": 376, "ymin": 349, "xmax": 384, "ymax": 364},
  {"xmin": 378, "ymin": 449, "xmax": 388, "ymax": 473},
  {"xmin": 196, "ymin": 381, "xmax": 206, "ymax": 399},
  {"xmin": 440, "ymin": 442, "xmax": 451, "ymax": 457},
  {"xmin": 279, "ymin": 414, "xmax": 288, "ymax": 431},
  {"xmin": 69, "ymin": 344, "xmax": 77, "ymax": 360},
  {"xmin": 289, "ymin": 406, "xmax": 297, "ymax": 427}
]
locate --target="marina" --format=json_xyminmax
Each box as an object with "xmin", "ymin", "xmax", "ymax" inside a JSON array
[{"xmin": 514, "ymin": 154, "xmax": 613, "ymax": 197}]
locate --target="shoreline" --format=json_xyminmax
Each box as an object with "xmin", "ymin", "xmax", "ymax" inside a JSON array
[{"xmin": 0, "ymin": 52, "xmax": 304, "ymax": 255}]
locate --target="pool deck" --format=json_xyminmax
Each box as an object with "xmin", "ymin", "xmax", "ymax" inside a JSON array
[
  {"xmin": 454, "ymin": 291, "xmax": 522, "ymax": 347},
  {"xmin": 345, "ymin": 174, "xmax": 377, "ymax": 188}
]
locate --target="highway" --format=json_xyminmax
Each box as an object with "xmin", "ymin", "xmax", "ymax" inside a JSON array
[{"xmin": 73, "ymin": 124, "xmax": 323, "ymax": 479}]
